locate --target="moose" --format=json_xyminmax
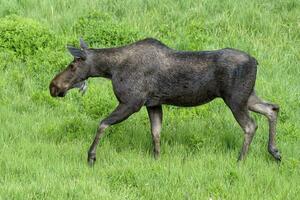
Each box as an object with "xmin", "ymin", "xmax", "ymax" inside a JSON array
[{"xmin": 49, "ymin": 38, "xmax": 281, "ymax": 165}]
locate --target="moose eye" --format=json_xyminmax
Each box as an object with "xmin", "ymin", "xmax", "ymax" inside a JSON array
[{"xmin": 70, "ymin": 64, "xmax": 76, "ymax": 71}]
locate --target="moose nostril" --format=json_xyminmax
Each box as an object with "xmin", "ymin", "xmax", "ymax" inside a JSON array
[
  {"xmin": 51, "ymin": 87, "xmax": 56, "ymax": 96},
  {"xmin": 57, "ymin": 91, "xmax": 65, "ymax": 97},
  {"xmin": 50, "ymin": 84, "xmax": 58, "ymax": 97}
]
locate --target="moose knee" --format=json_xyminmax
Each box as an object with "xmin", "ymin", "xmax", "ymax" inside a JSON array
[
  {"xmin": 245, "ymin": 120, "xmax": 257, "ymax": 135},
  {"xmin": 98, "ymin": 122, "xmax": 109, "ymax": 132},
  {"xmin": 271, "ymin": 104, "xmax": 279, "ymax": 112},
  {"xmin": 267, "ymin": 104, "xmax": 279, "ymax": 121}
]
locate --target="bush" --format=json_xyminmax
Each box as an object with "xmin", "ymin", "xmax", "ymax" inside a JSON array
[
  {"xmin": 0, "ymin": 15, "xmax": 59, "ymax": 59},
  {"xmin": 79, "ymin": 79, "xmax": 117, "ymax": 119},
  {"xmin": 26, "ymin": 49, "xmax": 70, "ymax": 89},
  {"xmin": 73, "ymin": 11, "xmax": 141, "ymax": 47},
  {"xmin": 0, "ymin": 50, "xmax": 18, "ymax": 70}
]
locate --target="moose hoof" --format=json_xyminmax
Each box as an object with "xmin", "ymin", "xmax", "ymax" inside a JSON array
[
  {"xmin": 87, "ymin": 153, "xmax": 96, "ymax": 166},
  {"xmin": 154, "ymin": 153, "xmax": 160, "ymax": 160},
  {"xmin": 153, "ymin": 150, "xmax": 160, "ymax": 160},
  {"xmin": 237, "ymin": 155, "xmax": 245, "ymax": 162},
  {"xmin": 268, "ymin": 147, "xmax": 281, "ymax": 162}
]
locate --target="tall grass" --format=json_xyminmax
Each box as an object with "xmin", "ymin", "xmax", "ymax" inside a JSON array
[{"xmin": 0, "ymin": 0, "xmax": 299, "ymax": 199}]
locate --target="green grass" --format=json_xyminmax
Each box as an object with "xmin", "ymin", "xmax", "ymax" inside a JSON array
[{"xmin": 0, "ymin": 0, "xmax": 300, "ymax": 199}]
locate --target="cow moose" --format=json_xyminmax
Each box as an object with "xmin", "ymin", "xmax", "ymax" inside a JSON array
[{"xmin": 49, "ymin": 38, "xmax": 281, "ymax": 165}]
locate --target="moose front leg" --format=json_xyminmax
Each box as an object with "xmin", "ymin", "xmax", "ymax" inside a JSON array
[
  {"xmin": 88, "ymin": 103, "xmax": 142, "ymax": 166},
  {"xmin": 146, "ymin": 105, "xmax": 163, "ymax": 159}
]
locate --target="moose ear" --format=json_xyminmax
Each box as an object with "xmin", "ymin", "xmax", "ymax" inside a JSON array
[
  {"xmin": 67, "ymin": 46, "xmax": 87, "ymax": 60},
  {"xmin": 80, "ymin": 38, "xmax": 88, "ymax": 49}
]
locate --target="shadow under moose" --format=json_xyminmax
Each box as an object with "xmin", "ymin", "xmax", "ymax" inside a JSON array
[{"xmin": 49, "ymin": 38, "xmax": 281, "ymax": 166}]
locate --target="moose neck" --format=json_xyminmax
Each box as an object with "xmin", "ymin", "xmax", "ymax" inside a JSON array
[{"xmin": 87, "ymin": 47, "xmax": 125, "ymax": 79}]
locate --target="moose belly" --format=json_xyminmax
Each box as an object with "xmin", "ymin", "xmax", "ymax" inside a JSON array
[
  {"xmin": 163, "ymin": 91, "xmax": 217, "ymax": 107},
  {"xmin": 146, "ymin": 88, "xmax": 218, "ymax": 107},
  {"xmin": 145, "ymin": 70, "xmax": 220, "ymax": 107}
]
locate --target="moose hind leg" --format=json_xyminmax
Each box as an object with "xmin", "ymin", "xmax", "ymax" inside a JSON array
[
  {"xmin": 235, "ymin": 109, "xmax": 257, "ymax": 161},
  {"xmin": 247, "ymin": 92, "xmax": 281, "ymax": 161},
  {"xmin": 225, "ymin": 99, "xmax": 257, "ymax": 161},
  {"xmin": 146, "ymin": 106, "xmax": 163, "ymax": 159}
]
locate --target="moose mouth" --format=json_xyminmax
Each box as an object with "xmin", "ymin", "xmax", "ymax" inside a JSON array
[
  {"xmin": 71, "ymin": 81, "xmax": 87, "ymax": 94},
  {"xmin": 49, "ymin": 86, "xmax": 67, "ymax": 97},
  {"xmin": 50, "ymin": 81, "xmax": 87, "ymax": 98},
  {"xmin": 57, "ymin": 91, "xmax": 67, "ymax": 97}
]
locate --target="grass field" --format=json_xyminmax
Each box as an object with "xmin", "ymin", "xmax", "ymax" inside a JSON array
[{"xmin": 0, "ymin": 0, "xmax": 299, "ymax": 199}]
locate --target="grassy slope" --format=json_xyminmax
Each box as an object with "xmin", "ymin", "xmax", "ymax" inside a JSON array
[{"xmin": 0, "ymin": 0, "xmax": 299, "ymax": 199}]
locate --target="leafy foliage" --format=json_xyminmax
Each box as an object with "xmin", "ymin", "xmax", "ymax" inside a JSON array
[
  {"xmin": 0, "ymin": 15, "xmax": 59, "ymax": 60},
  {"xmin": 73, "ymin": 11, "xmax": 141, "ymax": 47}
]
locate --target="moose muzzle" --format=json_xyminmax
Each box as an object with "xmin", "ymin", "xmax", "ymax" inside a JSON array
[{"xmin": 49, "ymin": 81, "xmax": 87, "ymax": 97}]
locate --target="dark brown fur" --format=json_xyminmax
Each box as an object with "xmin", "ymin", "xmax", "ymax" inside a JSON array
[{"xmin": 50, "ymin": 38, "xmax": 281, "ymax": 165}]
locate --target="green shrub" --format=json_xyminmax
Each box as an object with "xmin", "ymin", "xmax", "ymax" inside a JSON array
[
  {"xmin": 26, "ymin": 49, "xmax": 70, "ymax": 89},
  {"xmin": 73, "ymin": 11, "xmax": 141, "ymax": 47},
  {"xmin": 0, "ymin": 50, "xmax": 18, "ymax": 70},
  {"xmin": 79, "ymin": 79, "xmax": 117, "ymax": 119},
  {"xmin": 0, "ymin": 15, "xmax": 59, "ymax": 59}
]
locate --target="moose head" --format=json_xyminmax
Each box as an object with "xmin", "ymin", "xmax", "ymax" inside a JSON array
[{"xmin": 49, "ymin": 38, "xmax": 90, "ymax": 97}]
